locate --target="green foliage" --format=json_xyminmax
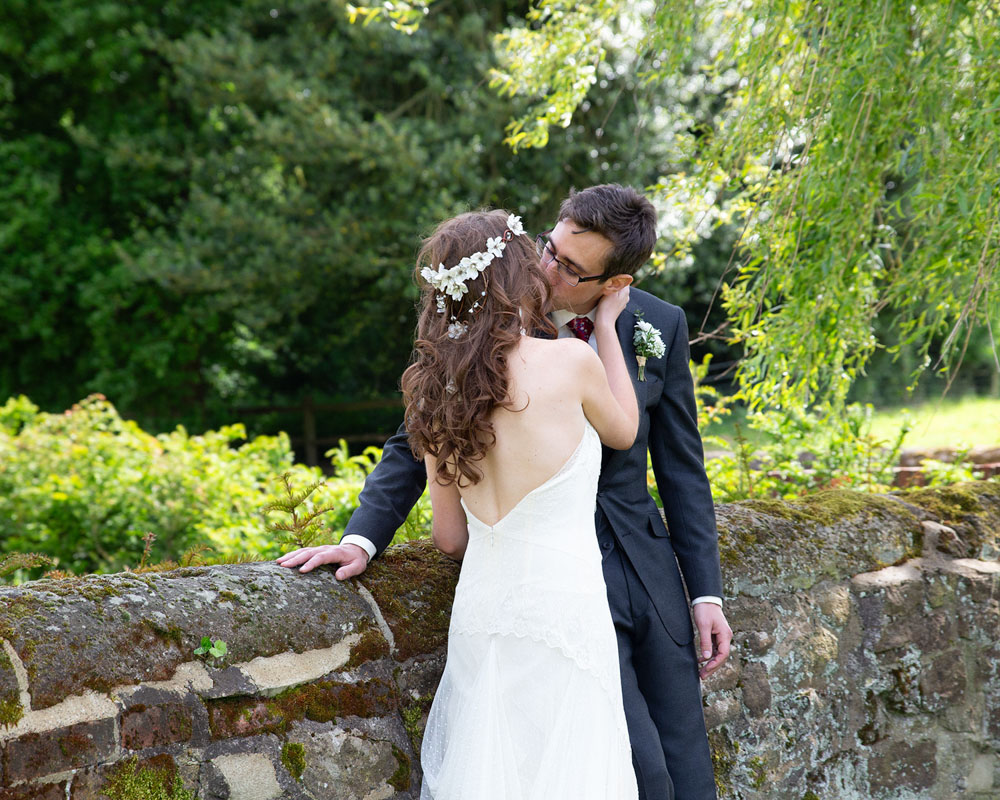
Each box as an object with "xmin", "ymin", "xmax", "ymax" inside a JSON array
[
  {"xmin": 0, "ymin": 394, "xmax": 301, "ymax": 575},
  {"xmin": 347, "ymin": 0, "xmax": 431, "ymax": 33},
  {"xmin": 0, "ymin": 394, "xmax": 430, "ymax": 578},
  {"xmin": 490, "ymin": 0, "xmax": 1000, "ymax": 411},
  {"xmin": 705, "ymin": 403, "xmax": 910, "ymax": 502},
  {"xmin": 261, "ymin": 473, "xmax": 336, "ymax": 549},
  {"xmin": 919, "ymin": 452, "xmax": 984, "ymax": 488},
  {"xmin": 194, "ymin": 636, "xmax": 228, "ymax": 664},
  {"xmin": 0, "ymin": 552, "xmax": 53, "ymax": 578},
  {"xmin": 323, "ymin": 440, "xmax": 432, "ymax": 544},
  {"xmin": 0, "ymin": 0, "xmax": 665, "ymax": 436}
]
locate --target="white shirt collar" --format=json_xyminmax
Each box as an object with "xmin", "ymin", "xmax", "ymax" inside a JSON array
[{"xmin": 550, "ymin": 307, "xmax": 598, "ymax": 329}]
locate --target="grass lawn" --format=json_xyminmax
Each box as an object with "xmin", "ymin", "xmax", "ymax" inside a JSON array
[
  {"xmin": 867, "ymin": 395, "xmax": 1000, "ymax": 450},
  {"xmin": 704, "ymin": 394, "xmax": 1000, "ymax": 451}
]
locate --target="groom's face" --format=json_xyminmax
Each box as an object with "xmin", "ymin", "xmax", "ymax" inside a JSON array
[{"xmin": 543, "ymin": 219, "xmax": 625, "ymax": 313}]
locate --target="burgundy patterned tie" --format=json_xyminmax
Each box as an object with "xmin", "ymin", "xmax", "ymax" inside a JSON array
[{"xmin": 567, "ymin": 316, "xmax": 595, "ymax": 342}]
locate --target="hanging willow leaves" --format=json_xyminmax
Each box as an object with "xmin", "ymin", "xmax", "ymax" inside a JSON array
[{"xmin": 491, "ymin": 0, "xmax": 1000, "ymax": 408}]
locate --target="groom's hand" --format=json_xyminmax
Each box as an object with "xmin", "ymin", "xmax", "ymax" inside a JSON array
[
  {"xmin": 276, "ymin": 543, "xmax": 370, "ymax": 580},
  {"xmin": 693, "ymin": 603, "xmax": 733, "ymax": 679}
]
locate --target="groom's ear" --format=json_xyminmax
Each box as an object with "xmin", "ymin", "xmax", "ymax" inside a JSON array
[{"xmin": 602, "ymin": 274, "xmax": 633, "ymax": 293}]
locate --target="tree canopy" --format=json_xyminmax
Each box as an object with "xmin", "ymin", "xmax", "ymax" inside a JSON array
[{"xmin": 0, "ymin": 0, "xmax": 669, "ymax": 434}]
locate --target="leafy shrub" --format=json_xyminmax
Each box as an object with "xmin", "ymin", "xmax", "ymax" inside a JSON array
[{"xmin": 0, "ymin": 394, "xmax": 430, "ymax": 578}]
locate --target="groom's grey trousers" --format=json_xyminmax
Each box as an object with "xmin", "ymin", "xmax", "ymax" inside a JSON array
[{"xmin": 598, "ymin": 521, "xmax": 717, "ymax": 800}]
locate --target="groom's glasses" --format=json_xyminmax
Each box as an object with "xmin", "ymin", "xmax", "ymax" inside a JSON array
[{"xmin": 535, "ymin": 232, "xmax": 605, "ymax": 288}]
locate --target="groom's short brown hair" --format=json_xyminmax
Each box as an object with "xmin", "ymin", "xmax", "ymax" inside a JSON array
[{"xmin": 558, "ymin": 184, "xmax": 657, "ymax": 279}]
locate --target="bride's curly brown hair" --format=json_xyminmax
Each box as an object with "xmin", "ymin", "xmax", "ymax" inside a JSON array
[{"xmin": 402, "ymin": 209, "xmax": 557, "ymax": 487}]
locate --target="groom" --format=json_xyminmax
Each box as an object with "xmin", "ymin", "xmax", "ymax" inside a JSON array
[{"xmin": 281, "ymin": 184, "xmax": 732, "ymax": 800}]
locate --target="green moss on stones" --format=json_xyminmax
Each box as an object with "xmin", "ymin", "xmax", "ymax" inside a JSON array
[
  {"xmin": 208, "ymin": 678, "xmax": 397, "ymax": 739},
  {"xmin": 708, "ymin": 729, "xmax": 738, "ymax": 796},
  {"xmin": 895, "ymin": 482, "xmax": 1000, "ymax": 558},
  {"xmin": 0, "ymin": 694, "xmax": 24, "ymax": 728},
  {"xmin": 389, "ymin": 744, "xmax": 411, "ymax": 792},
  {"xmin": 281, "ymin": 742, "xmax": 307, "ymax": 781},
  {"xmin": 358, "ymin": 540, "xmax": 461, "ymax": 660},
  {"xmin": 717, "ymin": 489, "xmax": 927, "ymax": 576},
  {"xmin": 401, "ymin": 693, "xmax": 434, "ymax": 752},
  {"xmin": 742, "ymin": 490, "xmax": 906, "ymax": 526},
  {"xmin": 102, "ymin": 755, "xmax": 193, "ymax": 800},
  {"xmin": 0, "ymin": 642, "xmax": 24, "ymax": 727},
  {"xmin": 141, "ymin": 619, "xmax": 185, "ymax": 649},
  {"xmin": 345, "ymin": 627, "xmax": 391, "ymax": 669},
  {"xmin": 217, "ymin": 590, "xmax": 239, "ymax": 604}
]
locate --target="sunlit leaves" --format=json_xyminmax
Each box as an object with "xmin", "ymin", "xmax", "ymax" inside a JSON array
[{"xmin": 494, "ymin": 0, "xmax": 1000, "ymax": 408}]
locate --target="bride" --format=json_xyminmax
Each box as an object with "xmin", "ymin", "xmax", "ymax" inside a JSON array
[{"xmin": 402, "ymin": 209, "xmax": 639, "ymax": 799}]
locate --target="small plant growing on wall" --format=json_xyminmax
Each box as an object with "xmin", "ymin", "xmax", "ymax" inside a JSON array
[
  {"xmin": 194, "ymin": 637, "xmax": 228, "ymax": 667},
  {"xmin": 260, "ymin": 472, "xmax": 335, "ymax": 548}
]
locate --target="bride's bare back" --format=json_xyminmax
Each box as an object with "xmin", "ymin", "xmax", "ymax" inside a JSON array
[{"xmin": 459, "ymin": 336, "xmax": 619, "ymax": 527}]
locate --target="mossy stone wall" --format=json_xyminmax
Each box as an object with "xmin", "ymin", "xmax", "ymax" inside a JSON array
[{"xmin": 0, "ymin": 482, "xmax": 997, "ymax": 799}]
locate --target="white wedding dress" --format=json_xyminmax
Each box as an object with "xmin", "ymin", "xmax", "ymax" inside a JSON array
[{"xmin": 420, "ymin": 420, "xmax": 638, "ymax": 800}]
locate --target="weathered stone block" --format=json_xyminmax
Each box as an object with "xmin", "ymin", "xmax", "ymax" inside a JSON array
[
  {"xmin": 966, "ymin": 753, "xmax": 996, "ymax": 793},
  {"xmin": 868, "ymin": 739, "xmax": 937, "ymax": 792},
  {"xmin": 121, "ymin": 702, "xmax": 194, "ymax": 750},
  {"xmin": 739, "ymin": 662, "xmax": 772, "ymax": 718},
  {"xmin": 741, "ymin": 630, "xmax": 774, "ymax": 656},
  {"xmin": 814, "ymin": 583, "xmax": 852, "ymax": 624},
  {"xmin": 703, "ymin": 694, "xmax": 741, "ymax": 729},
  {"xmin": 919, "ymin": 649, "xmax": 967, "ymax": 711},
  {"xmin": 704, "ymin": 657, "xmax": 741, "ymax": 692},
  {"xmin": 213, "ymin": 752, "xmax": 283, "ymax": 800},
  {"xmin": 875, "ymin": 608, "xmax": 956, "ymax": 653},
  {"xmin": 290, "ymin": 725, "xmax": 401, "ymax": 800},
  {"xmin": 0, "ymin": 563, "xmax": 376, "ymax": 710},
  {"xmin": 0, "ymin": 780, "xmax": 65, "ymax": 800},
  {"xmin": 3, "ymin": 718, "xmax": 115, "ymax": 782},
  {"xmin": 726, "ymin": 596, "xmax": 778, "ymax": 638}
]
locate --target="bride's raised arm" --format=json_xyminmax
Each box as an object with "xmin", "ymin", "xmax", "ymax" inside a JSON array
[{"xmin": 579, "ymin": 286, "xmax": 638, "ymax": 449}]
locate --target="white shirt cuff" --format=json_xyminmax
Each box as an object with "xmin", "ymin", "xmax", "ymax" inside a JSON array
[
  {"xmin": 691, "ymin": 595, "xmax": 723, "ymax": 608},
  {"xmin": 339, "ymin": 535, "xmax": 376, "ymax": 562}
]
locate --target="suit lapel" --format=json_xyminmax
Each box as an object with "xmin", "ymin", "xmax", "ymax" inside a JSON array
[{"xmin": 616, "ymin": 300, "xmax": 641, "ymax": 385}]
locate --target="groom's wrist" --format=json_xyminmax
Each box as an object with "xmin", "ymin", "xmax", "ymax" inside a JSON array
[
  {"xmin": 340, "ymin": 534, "xmax": 376, "ymax": 561},
  {"xmin": 691, "ymin": 595, "xmax": 723, "ymax": 608}
]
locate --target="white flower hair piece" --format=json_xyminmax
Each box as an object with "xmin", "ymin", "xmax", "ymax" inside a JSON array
[{"xmin": 419, "ymin": 215, "xmax": 527, "ymax": 338}]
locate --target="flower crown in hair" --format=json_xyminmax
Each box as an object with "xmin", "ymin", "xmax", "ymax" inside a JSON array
[{"xmin": 420, "ymin": 214, "xmax": 526, "ymax": 338}]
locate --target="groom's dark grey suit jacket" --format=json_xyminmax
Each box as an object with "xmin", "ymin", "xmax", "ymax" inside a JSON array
[{"xmin": 342, "ymin": 288, "xmax": 723, "ymax": 645}]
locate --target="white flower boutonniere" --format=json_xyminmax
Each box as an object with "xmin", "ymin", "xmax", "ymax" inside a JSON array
[{"xmin": 633, "ymin": 313, "xmax": 665, "ymax": 382}]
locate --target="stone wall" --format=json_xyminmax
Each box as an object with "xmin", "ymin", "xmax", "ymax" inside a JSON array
[{"xmin": 0, "ymin": 482, "xmax": 997, "ymax": 799}]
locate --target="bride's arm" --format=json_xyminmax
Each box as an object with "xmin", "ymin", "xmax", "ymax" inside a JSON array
[
  {"xmin": 424, "ymin": 454, "xmax": 469, "ymax": 560},
  {"xmin": 580, "ymin": 286, "xmax": 639, "ymax": 449}
]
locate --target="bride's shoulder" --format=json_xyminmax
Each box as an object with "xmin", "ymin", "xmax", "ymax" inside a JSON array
[{"xmin": 525, "ymin": 337, "xmax": 599, "ymax": 374}]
